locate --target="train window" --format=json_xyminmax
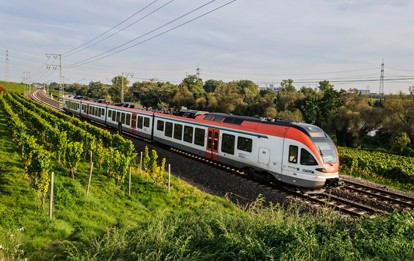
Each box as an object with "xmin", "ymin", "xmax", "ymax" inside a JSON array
[
  {"xmin": 126, "ymin": 114, "xmax": 131, "ymax": 125},
  {"xmin": 183, "ymin": 126, "xmax": 193, "ymax": 143},
  {"xmin": 300, "ymin": 149, "xmax": 318, "ymax": 166},
  {"xmin": 157, "ymin": 120, "xmax": 164, "ymax": 131},
  {"xmin": 108, "ymin": 110, "xmax": 112, "ymax": 118},
  {"xmin": 101, "ymin": 108, "xmax": 105, "ymax": 116},
  {"xmin": 112, "ymin": 111, "xmax": 116, "ymax": 121},
  {"xmin": 144, "ymin": 117, "xmax": 150, "ymax": 127},
  {"xmin": 116, "ymin": 111, "xmax": 121, "ymax": 122},
  {"xmin": 204, "ymin": 115, "xmax": 214, "ymax": 121},
  {"xmin": 121, "ymin": 113, "xmax": 125, "ymax": 124},
  {"xmin": 237, "ymin": 137, "xmax": 252, "ymax": 152},
  {"xmin": 174, "ymin": 123, "xmax": 183, "ymax": 140},
  {"xmin": 138, "ymin": 116, "xmax": 143, "ymax": 129},
  {"xmin": 195, "ymin": 128, "xmax": 205, "ymax": 146},
  {"xmin": 289, "ymin": 145, "xmax": 298, "ymax": 164},
  {"xmin": 222, "ymin": 134, "xmax": 235, "ymax": 155},
  {"xmin": 165, "ymin": 122, "xmax": 173, "ymax": 137},
  {"xmin": 213, "ymin": 116, "xmax": 225, "ymax": 122}
]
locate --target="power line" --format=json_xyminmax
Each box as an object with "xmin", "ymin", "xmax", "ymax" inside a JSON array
[
  {"xmin": 65, "ymin": 0, "xmax": 175, "ymax": 57},
  {"xmin": 63, "ymin": 0, "xmax": 161, "ymax": 56},
  {"xmin": 66, "ymin": 0, "xmax": 237, "ymax": 68}
]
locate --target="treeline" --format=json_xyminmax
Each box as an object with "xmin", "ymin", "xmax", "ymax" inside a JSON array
[{"xmin": 54, "ymin": 76, "xmax": 414, "ymax": 154}]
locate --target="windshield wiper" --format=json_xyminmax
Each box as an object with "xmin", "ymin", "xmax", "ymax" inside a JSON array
[{"xmin": 318, "ymin": 146, "xmax": 333, "ymax": 166}]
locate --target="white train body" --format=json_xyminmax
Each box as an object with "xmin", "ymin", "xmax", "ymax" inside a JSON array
[{"xmin": 64, "ymin": 95, "xmax": 341, "ymax": 189}]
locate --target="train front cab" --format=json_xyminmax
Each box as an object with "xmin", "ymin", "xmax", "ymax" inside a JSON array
[{"xmin": 281, "ymin": 126, "xmax": 341, "ymax": 189}]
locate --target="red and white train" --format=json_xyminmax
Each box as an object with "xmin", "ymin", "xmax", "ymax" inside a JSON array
[{"xmin": 63, "ymin": 95, "xmax": 342, "ymax": 191}]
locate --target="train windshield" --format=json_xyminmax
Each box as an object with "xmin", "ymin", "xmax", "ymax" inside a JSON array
[{"xmin": 313, "ymin": 139, "xmax": 338, "ymax": 164}]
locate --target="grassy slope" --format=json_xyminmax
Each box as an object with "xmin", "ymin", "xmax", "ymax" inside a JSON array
[
  {"xmin": 0, "ymin": 99, "xmax": 236, "ymax": 259},
  {"xmin": 1, "ymin": 83, "xmax": 414, "ymax": 260},
  {"xmin": 0, "ymin": 81, "xmax": 27, "ymax": 93}
]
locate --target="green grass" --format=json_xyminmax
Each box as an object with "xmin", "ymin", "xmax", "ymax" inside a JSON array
[
  {"xmin": 0, "ymin": 109, "xmax": 236, "ymax": 260},
  {"xmin": 1, "ymin": 88, "xmax": 414, "ymax": 260},
  {"xmin": 0, "ymin": 81, "xmax": 28, "ymax": 93}
]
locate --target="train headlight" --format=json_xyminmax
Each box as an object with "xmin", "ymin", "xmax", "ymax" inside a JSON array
[{"xmin": 315, "ymin": 168, "xmax": 327, "ymax": 173}]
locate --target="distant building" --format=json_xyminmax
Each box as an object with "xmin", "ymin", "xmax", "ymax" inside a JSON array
[
  {"xmin": 358, "ymin": 89, "xmax": 370, "ymax": 95},
  {"xmin": 259, "ymin": 83, "xmax": 279, "ymax": 92}
]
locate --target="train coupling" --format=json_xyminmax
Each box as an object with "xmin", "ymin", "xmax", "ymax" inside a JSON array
[{"xmin": 324, "ymin": 178, "xmax": 344, "ymax": 188}]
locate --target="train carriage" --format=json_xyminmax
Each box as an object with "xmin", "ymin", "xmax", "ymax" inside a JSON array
[{"xmin": 63, "ymin": 95, "xmax": 342, "ymax": 190}]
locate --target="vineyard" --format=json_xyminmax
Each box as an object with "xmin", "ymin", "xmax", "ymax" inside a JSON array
[
  {"xmin": 339, "ymin": 146, "xmax": 414, "ymax": 191},
  {"xmin": 0, "ymin": 89, "xmax": 414, "ymax": 260},
  {"xmin": 0, "ymin": 91, "xmax": 167, "ymax": 209}
]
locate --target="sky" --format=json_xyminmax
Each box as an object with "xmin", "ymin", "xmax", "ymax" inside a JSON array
[{"xmin": 1, "ymin": 0, "xmax": 414, "ymax": 93}]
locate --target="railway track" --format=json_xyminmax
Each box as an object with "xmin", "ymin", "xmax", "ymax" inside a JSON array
[
  {"xmin": 30, "ymin": 89, "xmax": 61, "ymax": 110},
  {"xmin": 30, "ymin": 89, "xmax": 413, "ymax": 218},
  {"xmin": 169, "ymin": 147, "xmax": 391, "ymax": 218},
  {"xmin": 341, "ymin": 179, "xmax": 414, "ymax": 211}
]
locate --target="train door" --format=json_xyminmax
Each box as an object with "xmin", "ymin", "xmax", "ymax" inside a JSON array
[
  {"xmin": 282, "ymin": 142, "xmax": 301, "ymax": 183},
  {"xmin": 206, "ymin": 128, "xmax": 220, "ymax": 160},
  {"xmin": 131, "ymin": 113, "xmax": 137, "ymax": 129},
  {"xmin": 258, "ymin": 148, "xmax": 270, "ymax": 165},
  {"xmin": 86, "ymin": 104, "xmax": 90, "ymax": 116}
]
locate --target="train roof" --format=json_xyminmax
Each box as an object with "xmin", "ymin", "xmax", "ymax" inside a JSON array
[
  {"xmin": 199, "ymin": 113, "xmax": 328, "ymax": 138},
  {"xmin": 64, "ymin": 95, "xmax": 328, "ymax": 139}
]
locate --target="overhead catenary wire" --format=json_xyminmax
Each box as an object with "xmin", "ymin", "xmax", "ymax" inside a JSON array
[
  {"xmin": 63, "ymin": 0, "xmax": 161, "ymax": 56},
  {"xmin": 66, "ymin": 0, "xmax": 237, "ymax": 69},
  {"xmin": 64, "ymin": 0, "xmax": 176, "ymax": 58}
]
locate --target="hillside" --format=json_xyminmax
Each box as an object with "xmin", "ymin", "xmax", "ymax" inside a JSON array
[{"xmin": 0, "ymin": 83, "xmax": 413, "ymax": 260}]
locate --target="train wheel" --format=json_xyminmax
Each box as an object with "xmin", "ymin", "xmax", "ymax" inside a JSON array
[
  {"xmin": 243, "ymin": 167, "xmax": 255, "ymax": 178},
  {"xmin": 265, "ymin": 172, "xmax": 277, "ymax": 184}
]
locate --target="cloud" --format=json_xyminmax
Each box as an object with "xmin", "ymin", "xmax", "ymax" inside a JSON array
[{"xmin": 1, "ymin": 0, "xmax": 414, "ymax": 93}]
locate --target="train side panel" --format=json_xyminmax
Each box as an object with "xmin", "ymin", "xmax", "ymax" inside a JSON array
[{"xmin": 153, "ymin": 115, "xmax": 208, "ymax": 157}]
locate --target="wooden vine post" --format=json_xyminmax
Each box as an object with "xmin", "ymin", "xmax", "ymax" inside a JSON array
[
  {"xmin": 87, "ymin": 150, "xmax": 93, "ymax": 196},
  {"xmin": 49, "ymin": 171, "xmax": 54, "ymax": 220}
]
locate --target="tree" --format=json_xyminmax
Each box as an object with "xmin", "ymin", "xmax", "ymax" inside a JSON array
[
  {"xmin": 74, "ymin": 85, "xmax": 89, "ymax": 96},
  {"xmin": 212, "ymin": 81, "xmax": 243, "ymax": 113},
  {"xmin": 246, "ymin": 88, "xmax": 277, "ymax": 117},
  {"xmin": 180, "ymin": 75, "xmax": 204, "ymax": 99},
  {"xmin": 171, "ymin": 86, "xmax": 195, "ymax": 108},
  {"xmin": 277, "ymin": 109, "xmax": 303, "ymax": 122},
  {"xmin": 298, "ymin": 87, "xmax": 322, "ymax": 124},
  {"xmin": 317, "ymin": 85, "xmax": 343, "ymax": 137},
  {"xmin": 382, "ymin": 94, "xmax": 414, "ymax": 142},
  {"xmin": 87, "ymin": 81, "xmax": 105, "ymax": 99},
  {"xmin": 279, "ymin": 79, "xmax": 296, "ymax": 92},
  {"xmin": 390, "ymin": 132, "xmax": 411, "ymax": 154},
  {"xmin": 131, "ymin": 80, "xmax": 176, "ymax": 109},
  {"xmin": 203, "ymin": 79, "xmax": 225, "ymax": 93},
  {"xmin": 109, "ymin": 75, "xmax": 130, "ymax": 103},
  {"xmin": 335, "ymin": 92, "xmax": 381, "ymax": 146},
  {"xmin": 318, "ymin": 80, "xmax": 334, "ymax": 92},
  {"xmin": 275, "ymin": 79, "xmax": 304, "ymax": 112}
]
